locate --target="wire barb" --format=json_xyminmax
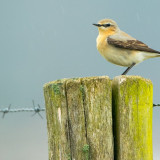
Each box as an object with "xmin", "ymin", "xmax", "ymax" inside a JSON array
[
  {"xmin": 31, "ymin": 100, "xmax": 44, "ymax": 119},
  {"xmin": 2, "ymin": 104, "xmax": 11, "ymax": 118}
]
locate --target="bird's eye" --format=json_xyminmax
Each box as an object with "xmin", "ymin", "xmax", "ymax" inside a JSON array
[{"xmin": 103, "ymin": 23, "xmax": 111, "ymax": 27}]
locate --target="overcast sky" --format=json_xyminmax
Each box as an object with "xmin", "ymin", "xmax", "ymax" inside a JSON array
[{"xmin": 0, "ymin": 0, "xmax": 160, "ymax": 159}]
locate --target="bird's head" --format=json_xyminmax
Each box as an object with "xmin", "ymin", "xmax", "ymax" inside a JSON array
[{"xmin": 93, "ymin": 19, "xmax": 119, "ymax": 35}]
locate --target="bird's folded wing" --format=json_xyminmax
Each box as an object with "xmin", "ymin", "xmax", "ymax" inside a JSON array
[{"xmin": 107, "ymin": 37, "xmax": 160, "ymax": 54}]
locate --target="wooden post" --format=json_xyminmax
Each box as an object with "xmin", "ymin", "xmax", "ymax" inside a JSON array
[
  {"xmin": 112, "ymin": 76, "xmax": 153, "ymax": 160},
  {"xmin": 43, "ymin": 76, "xmax": 113, "ymax": 160},
  {"xmin": 44, "ymin": 75, "xmax": 153, "ymax": 160}
]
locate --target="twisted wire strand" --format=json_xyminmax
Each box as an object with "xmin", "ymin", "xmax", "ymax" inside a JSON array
[{"xmin": 0, "ymin": 101, "xmax": 45, "ymax": 118}]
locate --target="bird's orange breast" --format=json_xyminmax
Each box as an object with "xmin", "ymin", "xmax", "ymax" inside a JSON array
[
  {"xmin": 96, "ymin": 30, "xmax": 115, "ymax": 53},
  {"xmin": 96, "ymin": 34, "xmax": 108, "ymax": 53}
]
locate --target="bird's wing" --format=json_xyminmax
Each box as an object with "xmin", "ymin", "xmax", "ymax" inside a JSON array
[{"xmin": 108, "ymin": 35, "xmax": 160, "ymax": 54}]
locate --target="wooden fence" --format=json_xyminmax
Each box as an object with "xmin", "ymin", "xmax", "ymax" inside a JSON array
[{"xmin": 43, "ymin": 76, "xmax": 153, "ymax": 160}]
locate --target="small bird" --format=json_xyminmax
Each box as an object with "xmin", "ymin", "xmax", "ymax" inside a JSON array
[{"xmin": 93, "ymin": 19, "xmax": 160, "ymax": 75}]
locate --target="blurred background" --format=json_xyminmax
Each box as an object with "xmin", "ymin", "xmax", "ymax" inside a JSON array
[{"xmin": 0, "ymin": 0, "xmax": 160, "ymax": 159}]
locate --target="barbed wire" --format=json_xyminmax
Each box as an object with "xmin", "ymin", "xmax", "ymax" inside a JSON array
[
  {"xmin": 0, "ymin": 100, "xmax": 45, "ymax": 119},
  {"xmin": 153, "ymin": 104, "xmax": 160, "ymax": 107},
  {"xmin": 0, "ymin": 102, "xmax": 159, "ymax": 119}
]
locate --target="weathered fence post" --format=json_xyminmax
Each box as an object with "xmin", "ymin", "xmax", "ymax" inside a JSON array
[
  {"xmin": 112, "ymin": 76, "xmax": 153, "ymax": 160},
  {"xmin": 44, "ymin": 75, "xmax": 153, "ymax": 160},
  {"xmin": 43, "ymin": 76, "xmax": 113, "ymax": 160}
]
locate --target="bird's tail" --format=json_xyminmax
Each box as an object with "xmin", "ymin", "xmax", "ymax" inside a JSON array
[{"xmin": 144, "ymin": 52, "xmax": 160, "ymax": 59}]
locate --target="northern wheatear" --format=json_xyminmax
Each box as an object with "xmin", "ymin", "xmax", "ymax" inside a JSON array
[{"xmin": 93, "ymin": 19, "xmax": 160, "ymax": 75}]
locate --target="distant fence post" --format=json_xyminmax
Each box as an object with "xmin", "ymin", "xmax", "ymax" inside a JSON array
[
  {"xmin": 43, "ymin": 76, "xmax": 113, "ymax": 160},
  {"xmin": 44, "ymin": 75, "xmax": 153, "ymax": 160},
  {"xmin": 112, "ymin": 76, "xmax": 153, "ymax": 160}
]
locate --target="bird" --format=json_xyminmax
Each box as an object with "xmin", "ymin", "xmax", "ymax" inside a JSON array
[{"xmin": 93, "ymin": 19, "xmax": 160, "ymax": 75}]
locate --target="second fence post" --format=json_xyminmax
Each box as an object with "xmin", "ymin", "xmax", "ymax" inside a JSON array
[{"xmin": 112, "ymin": 76, "xmax": 153, "ymax": 160}]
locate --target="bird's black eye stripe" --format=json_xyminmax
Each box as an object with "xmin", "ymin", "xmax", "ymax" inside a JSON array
[{"xmin": 102, "ymin": 23, "xmax": 111, "ymax": 27}]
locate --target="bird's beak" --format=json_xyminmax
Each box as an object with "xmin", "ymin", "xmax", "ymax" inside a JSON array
[{"xmin": 93, "ymin": 23, "xmax": 100, "ymax": 27}]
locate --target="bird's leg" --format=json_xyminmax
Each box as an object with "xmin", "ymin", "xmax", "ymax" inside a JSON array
[{"xmin": 121, "ymin": 63, "xmax": 136, "ymax": 75}]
